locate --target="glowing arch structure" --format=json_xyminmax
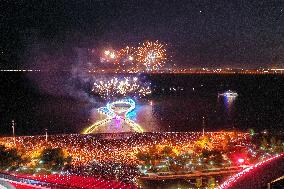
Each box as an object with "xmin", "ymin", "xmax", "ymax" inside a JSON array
[
  {"xmin": 83, "ymin": 99, "xmax": 143, "ymax": 134},
  {"xmin": 106, "ymin": 98, "xmax": 136, "ymax": 116},
  {"xmin": 219, "ymin": 153, "xmax": 284, "ymax": 189}
]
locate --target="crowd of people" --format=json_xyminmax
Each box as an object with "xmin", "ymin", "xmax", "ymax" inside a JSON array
[{"xmin": 0, "ymin": 132, "xmax": 250, "ymax": 183}]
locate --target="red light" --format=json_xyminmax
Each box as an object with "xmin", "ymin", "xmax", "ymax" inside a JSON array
[{"xmin": 238, "ymin": 158, "xmax": 245, "ymax": 163}]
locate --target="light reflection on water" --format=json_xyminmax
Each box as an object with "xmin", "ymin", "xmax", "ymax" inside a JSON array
[
  {"xmin": 1, "ymin": 74, "xmax": 282, "ymax": 135},
  {"xmin": 223, "ymin": 96, "xmax": 237, "ymax": 110},
  {"xmin": 86, "ymin": 92, "xmax": 240, "ymax": 133},
  {"xmin": 87, "ymin": 94, "xmax": 239, "ymax": 133}
]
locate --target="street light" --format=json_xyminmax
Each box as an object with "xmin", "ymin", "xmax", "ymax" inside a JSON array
[
  {"xmin": 45, "ymin": 128, "xmax": 48, "ymax": 143},
  {"xmin": 12, "ymin": 120, "xmax": 15, "ymax": 144},
  {"xmin": 202, "ymin": 116, "xmax": 205, "ymax": 136}
]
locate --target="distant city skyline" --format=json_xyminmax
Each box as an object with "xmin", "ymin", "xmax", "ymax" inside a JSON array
[{"xmin": 1, "ymin": 0, "xmax": 283, "ymax": 69}]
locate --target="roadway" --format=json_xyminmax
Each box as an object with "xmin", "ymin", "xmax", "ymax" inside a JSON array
[{"xmin": 140, "ymin": 169, "xmax": 241, "ymax": 180}]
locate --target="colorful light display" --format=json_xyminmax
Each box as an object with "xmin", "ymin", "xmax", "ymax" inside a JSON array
[
  {"xmin": 83, "ymin": 99, "xmax": 144, "ymax": 134},
  {"xmin": 118, "ymin": 46, "xmax": 136, "ymax": 65},
  {"xmin": 98, "ymin": 40, "xmax": 168, "ymax": 71},
  {"xmin": 136, "ymin": 40, "xmax": 167, "ymax": 70},
  {"xmin": 92, "ymin": 77, "xmax": 151, "ymax": 99}
]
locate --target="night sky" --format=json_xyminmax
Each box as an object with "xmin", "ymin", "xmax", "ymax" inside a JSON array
[{"xmin": 1, "ymin": 0, "xmax": 284, "ymax": 68}]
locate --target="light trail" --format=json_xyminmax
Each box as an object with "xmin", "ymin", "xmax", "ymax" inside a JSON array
[
  {"xmin": 0, "ymin": 69, "xmax": 41, "ymax": 72},
  {"xmin": 82, "ymin": 117, "xmax": 113, "ymax": 134}
]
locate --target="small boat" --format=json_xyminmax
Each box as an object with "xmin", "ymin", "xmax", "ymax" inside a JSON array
[{"xmin": 218, "ymin": 90, "xmax": 238, "ymax": 97}]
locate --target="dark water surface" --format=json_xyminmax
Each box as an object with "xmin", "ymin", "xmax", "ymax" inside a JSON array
[{"xmin": 0, "ymin": 73, "xmax": 283, "ymax": 136}]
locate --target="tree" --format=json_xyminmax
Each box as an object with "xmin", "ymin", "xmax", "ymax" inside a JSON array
[
  {"xmin": 0, "ymin": 145, "xmax": 22, "ymax": 169},
  {"xmin": 275, "ymin": 139, "xmax": 284, "ymax": 154},
  {"xmin": 195, "ymin": 177, "xmax": 202, "ymax": 188},
  {"xmin": 209, "ymin": 150, "xmax": 224, "ymax": 167},
  {"xmin": 161, "ymin": 146, "xmax": 174, "ymax": 158},
  {"xmin": 148, "ymin": 145, "xmax": 162, "ymax": 167},
  {"xmin": 221, "ymin": 134, "xmax": 230, "ymax": 151},
  {"xmin": 136, "ymin": 151, "xmax": 151, "ymax": 165},
  {"xmin": 249, "ymin": 128, "xmax": 255, "ymax": 137},
  {"xmin": 207, "ymin": 177, "xmax": 215, "ymax": 189},
  {"xmin": 195, "ymin": 136, "xmax": 213, "ymax": 152},
  {"xmin": 39, "ymin": 148, "xmax": 67, "ymax": 171},
  {"xmin": 174, "ymin": 154, "xmax": 188, "ymax": 172},
  {"xmin": 260, "ymin": 137, "xmax": 269, "ymax": 150}
]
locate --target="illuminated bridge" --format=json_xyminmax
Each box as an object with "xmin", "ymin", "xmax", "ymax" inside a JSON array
[{"xmin": 219, "ymin": 153, "xmax": 284, "ymax": 189}]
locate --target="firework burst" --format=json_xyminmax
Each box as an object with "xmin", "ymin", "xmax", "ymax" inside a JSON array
[
  {"xmin": 92, "ymin": 77, "xmax": 151, "ymax": 98},
  {"xmin": 136, "ymin": 40, "xmax": 167, "ymax": 70},
  {"xmin": 118, "ymin": 46, "xmax": 136, "ymax": 64}
]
